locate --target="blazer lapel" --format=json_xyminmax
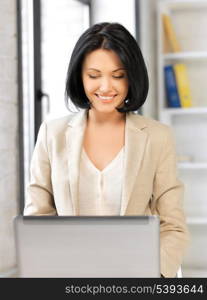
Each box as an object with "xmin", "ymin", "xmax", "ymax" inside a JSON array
[
  {"xmin": 120, "ymin": 113, "xmax": 148, "ymax": 215},
  {"xmin": 65, "ymin": 109, "xmax": 88, "ymax": 215},
  {"xmin": 65, "ymin": 109, "xmax": 148, "ymax": 216}
]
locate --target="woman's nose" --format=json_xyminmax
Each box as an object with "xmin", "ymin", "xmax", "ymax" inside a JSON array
[{"xmin": 99, "ymin": 77, "xmax": 112, "ymax": 92}]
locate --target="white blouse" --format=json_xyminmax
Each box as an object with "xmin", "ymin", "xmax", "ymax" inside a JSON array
[{"xmin": 78, "ymin": 147, "xmax": 125, "ymax": 215}]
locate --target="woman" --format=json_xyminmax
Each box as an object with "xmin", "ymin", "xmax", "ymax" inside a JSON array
[{"xmin": 24, "ymin": 22, "xmax": 190, "ymax": 277}]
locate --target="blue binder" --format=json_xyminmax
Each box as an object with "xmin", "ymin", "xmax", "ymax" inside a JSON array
[{"xmin": 164, "ymin": 64, "xmax": 181, "ymax": 108}]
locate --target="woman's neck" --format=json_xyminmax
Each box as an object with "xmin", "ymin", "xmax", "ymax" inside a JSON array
[{"xmin": 87, "ymin": 109, "xmax": 126, "ymax": 127}]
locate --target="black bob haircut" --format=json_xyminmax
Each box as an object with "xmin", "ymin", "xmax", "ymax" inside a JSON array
[{"xmin": 65, "ymin": 22, "xmax": 149, "ymax": 113}]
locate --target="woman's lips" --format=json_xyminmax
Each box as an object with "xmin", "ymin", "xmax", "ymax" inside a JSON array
[{"xmin": 95, "ymin": 94, "xmax": 117, "ymax": 103}]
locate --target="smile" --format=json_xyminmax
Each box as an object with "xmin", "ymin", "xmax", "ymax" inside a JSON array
[{"xmin": 95, "ymin": 94, "xmax": 117, "ymax": 101}]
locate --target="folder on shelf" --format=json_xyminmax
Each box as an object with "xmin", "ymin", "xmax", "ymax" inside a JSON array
[
  {"xmin": 164, "ymin": 65, "xmax": 181, "ymax": 108},
  {"xmin": 173, "ymin": 63, "xmax": 193, "ymax": 107},
  {"xmin": 162, "ymin": 13, "xmax": 181, "ymax": 52},
  {"xmin": 163, "ymin": 28, "xmax": 172, "ymax": 53}
]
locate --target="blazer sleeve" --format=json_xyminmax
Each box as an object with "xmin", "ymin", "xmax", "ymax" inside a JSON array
[
  {"xmin": 23, "ymin": 121, "xmax": 57, "ymax": 216},
  {"xmin": 151, "ymin": 127, "xmax": 190, "ymax": 278}
]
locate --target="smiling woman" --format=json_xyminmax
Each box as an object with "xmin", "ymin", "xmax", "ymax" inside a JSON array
[
  {"xmin": 24, "ymin": 22, "xmax": 190, "ymax": 278},
  {"xmin": 65, "ymin": 22, "xmax": 148, "ymax": 114},
  {"xmin": 82, "ymin": 49, "xmax": 128, "ymax": 111}
]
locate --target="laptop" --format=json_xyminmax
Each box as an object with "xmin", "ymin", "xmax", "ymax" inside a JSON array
[{"xmin": 14, "ymin": 215, "xmax": 160, "ymax": 278}]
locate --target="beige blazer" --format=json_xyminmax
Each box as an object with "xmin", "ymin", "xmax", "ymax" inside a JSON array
[{"xmin": 24, "ymin": 109, "xmax": 190, "ymax": 277}]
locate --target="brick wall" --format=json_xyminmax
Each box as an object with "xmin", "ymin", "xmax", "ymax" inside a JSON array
[{"xmin": 0, "ymin": 0, "xmax": 19, "ymax": 276}]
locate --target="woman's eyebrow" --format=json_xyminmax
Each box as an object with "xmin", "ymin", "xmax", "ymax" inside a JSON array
[
  {"xmin": 112, "ymin": 68, "xmax": 126, "ymax": 72},
  {"xmin": 86, "ymin": 68, "xmax": 101, "ymax": 72},
  {"xmin": 86, "ymin": 68, "xmax": 126, "ymax": 72}
]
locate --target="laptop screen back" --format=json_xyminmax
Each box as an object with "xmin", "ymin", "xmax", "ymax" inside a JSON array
[{"xmin": 14, "ymin": 215, "xmax": 160, "ymax": 278}]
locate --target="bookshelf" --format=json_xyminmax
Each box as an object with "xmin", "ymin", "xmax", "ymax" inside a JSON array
[
  {"xmin": 163, "ymin": 51, "xmax": 207, "ymax": 60},
  {"xmin": 157, "ymin": 0, "xmax": 207, "ymax": 277}
]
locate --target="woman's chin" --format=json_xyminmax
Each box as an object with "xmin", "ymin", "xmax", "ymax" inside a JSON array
[
  {"xmin": 91, "ymin": 100, "xmax": 123, "ymax": 113},
  {"xmin": 93, "ymin": 105, "xmax": 118, "ymax": 114}
]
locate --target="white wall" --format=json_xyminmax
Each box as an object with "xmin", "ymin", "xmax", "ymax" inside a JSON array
[
  {"xmin": 139, "ymin": 0, "xmax": 158, "ymax": 119},
  {"xmin": 0, "ymin": 0, "xmax": 19, "ymax": 276},
  {"xmin": 91, "ymin": 0, "xmax": 136, "ymax": 37}
]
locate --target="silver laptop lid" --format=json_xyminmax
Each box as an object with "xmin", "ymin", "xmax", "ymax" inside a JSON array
[{"xmin": 14, "ymin": 215, "xmax": 160, "ymax": 278}]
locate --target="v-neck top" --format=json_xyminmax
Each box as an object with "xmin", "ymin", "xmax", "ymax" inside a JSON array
[{"xmin": 78, "ymin": 146, "xmax": 125, "ymax": 215}]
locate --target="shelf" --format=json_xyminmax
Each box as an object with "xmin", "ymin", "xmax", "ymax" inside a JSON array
[
  {"xmin": 163, "ymin": 51, "xmax": 207, "ymax": 61},
  {"xmin": 178, "ymin": 162, "xmax": 207, "ymax": 169},
  {"xmin": 187, "ymin": 218, "xmax": 207, "ymax": 225},
  {"xmin": 157, "ymin": 0, "xmax": 207, "ymax": 275},
  {"xmin": 161, "ymin": 107, "xmax": 207, "ymax": 115},
  {"xmin": 182, "ymin": 267, "xmax": 207, "ymax": 278},
  {"xmin": 159, "ymin": 0, "xmax": 207, "ymax": 11}
]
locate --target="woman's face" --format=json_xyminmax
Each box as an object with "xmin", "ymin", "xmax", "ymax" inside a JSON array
[{"xmin": 82, "ymin": 49, "xmax": 128, "ymax": 113}]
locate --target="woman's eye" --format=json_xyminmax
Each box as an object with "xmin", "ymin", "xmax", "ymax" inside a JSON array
[
  {"xmin": 113, "ymin": 75, "xmax": 125, "ymax": 79},
  {"xmin": 113, "ymin": 74, "xmax": 125, "ymax": 79},
  {"xmin": 87, "ymin": 74, "xmax": 125, "ymax": 79},
  {"xmin": 88, "ymin": 75, "xmax": 98, "ymax": 79}
]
